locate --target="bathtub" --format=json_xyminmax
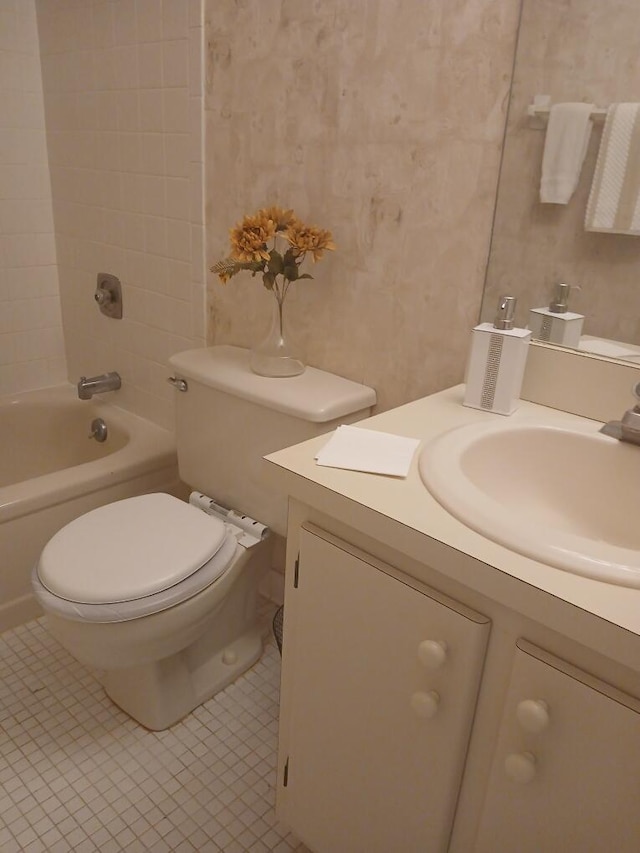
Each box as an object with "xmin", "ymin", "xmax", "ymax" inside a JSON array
[{"xmin": 0, "ymin": 384, "xmax": 184, "ymax": 634}]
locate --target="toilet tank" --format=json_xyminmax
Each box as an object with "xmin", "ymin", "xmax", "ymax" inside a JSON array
[{"xmin": 168, "ymin": 346, "xmax": 376, "ymax": 536}]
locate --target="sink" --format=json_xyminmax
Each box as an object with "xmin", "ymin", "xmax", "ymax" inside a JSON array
[{"xmin": 419, "ymin": 420, "xmax": 640, "ymax": 587}]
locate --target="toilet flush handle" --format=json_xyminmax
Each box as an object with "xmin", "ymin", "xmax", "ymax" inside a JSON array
[{"xmin": 167, "ymin": 376, "xmax": 188, "ymax": 392}]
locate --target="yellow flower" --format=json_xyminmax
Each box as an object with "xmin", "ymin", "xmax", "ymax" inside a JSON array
[
  {"xmin": 229, "ymin": 213, "xmax": 276, "ymax": 263},
  {"xmin": 211, "ymin": 206, "xmax": 335, "ymax": 292},
  {"xmin": 258, "ymin": 206, "xmax": 298, "ymax": 231},
  {"xmin": 285, "ymin": 222, "xmax": 336, "ymax": 262}
]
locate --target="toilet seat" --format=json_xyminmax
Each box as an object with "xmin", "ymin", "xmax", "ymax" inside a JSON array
[{"xmin": 33, "ymin": 493, "xmax": 239, "ymax": 624}]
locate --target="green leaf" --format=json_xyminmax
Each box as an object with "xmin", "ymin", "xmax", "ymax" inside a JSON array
[
  {"xmin": 297, "ymin": 273, "xmax": 313, "ymax": 280},
  {"xmin": 268, "ymin": 250, "xmax": 284, "ymax": 275},
  {"xmin": 283, "ymin": 264, "xmax": 299, "ymax": 281},
  {"xmin": 262, "ymin": 271, "xmax": 276, "ymax": 290},
  {"xmin": 210, "ymin": 257, "xmax": 241, "ymax": 276}
]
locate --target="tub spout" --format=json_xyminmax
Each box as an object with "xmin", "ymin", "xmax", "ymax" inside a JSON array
[{"xmin": 77, "ymin": 372, "xmax": 121, "ymax": 400}]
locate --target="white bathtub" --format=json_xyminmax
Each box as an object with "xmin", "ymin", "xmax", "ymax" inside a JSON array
[{"xmin": 0, "ymin": 384, "xmax": 184, "ymax": 633}]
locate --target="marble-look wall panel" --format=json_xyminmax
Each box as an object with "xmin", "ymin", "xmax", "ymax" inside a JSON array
[
  {"xmin": 204, "ymin": 0, "xmax": 521, "ymax": 412},
  {"xmin": 483, "ymin": 0, "xmax": 640, "ymax": 347}
]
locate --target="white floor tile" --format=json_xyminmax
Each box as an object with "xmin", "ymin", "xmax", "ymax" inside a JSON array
[{"xmin": 0, "ymin": 610, "xmax": 309, "ymax": 852}]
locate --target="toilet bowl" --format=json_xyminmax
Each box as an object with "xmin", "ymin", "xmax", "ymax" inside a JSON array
[
  {"xmin": 32, "ymin": 492, "xmax": 271, "ymax": 730},
  {"xmin": 33, "ymin": 345, "xmax": 376, "ymax": 730}
]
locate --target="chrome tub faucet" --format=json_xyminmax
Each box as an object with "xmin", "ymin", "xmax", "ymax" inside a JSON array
[
  {"xmin": 77, "ymin": 372, "xmax": 121, "ymax": 400},
  {"xmin": 600, "ymin": 381, "xmax": 640, "ymax": 446}
]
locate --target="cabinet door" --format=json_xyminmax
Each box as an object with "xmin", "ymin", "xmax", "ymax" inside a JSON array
[
  {"xmin": 280, "ymin": 527, "xmax": 490, "ymax": 853},
  {"xmin": 474, "ymin": 641, "xmax": 640, "ymax": 853}
]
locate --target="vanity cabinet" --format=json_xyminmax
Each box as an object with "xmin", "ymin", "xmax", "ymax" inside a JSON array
[
  {"xmin": 278, "ymin": 526, "xmax": 490, "ymax": 853},
  {"xmin": 277, "ymin": 525, "xmax": 640, "ymax": 853},
  {"xmin": 474, "ymin": 641, "xmax": 640, "ymax": 853}
]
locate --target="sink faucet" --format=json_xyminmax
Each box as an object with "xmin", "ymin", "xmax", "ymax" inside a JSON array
[
  {"xmin": 599, "ymin": 381, "xmax": 640, "ymax": 446},
  {"xmin": 77, "ymin": 372, "xmax": 121, "ymax": 400}
]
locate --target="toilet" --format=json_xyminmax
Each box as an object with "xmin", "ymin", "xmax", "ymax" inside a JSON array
[{"xmin": 32, "ymin": 345, "xmax": 376, "ymax": 730}]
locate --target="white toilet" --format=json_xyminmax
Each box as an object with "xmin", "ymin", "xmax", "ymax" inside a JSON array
[{"xmin": 32, "ymin": 346, "xmax": 375, "ymax": 730}]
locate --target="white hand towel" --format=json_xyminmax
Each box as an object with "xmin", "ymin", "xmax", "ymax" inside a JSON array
[
  {"xmin": 540, "ymin": 102, "xmax": 594, "ymax": 204},
  {"xmin": 585, "ymin": 103, "xmax": 640, "ymax": 235}
]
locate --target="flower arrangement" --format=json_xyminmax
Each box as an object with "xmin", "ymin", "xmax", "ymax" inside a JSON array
[{"xmin": 210, "ymin": 205, "xmax": 336, "ymax": 304}]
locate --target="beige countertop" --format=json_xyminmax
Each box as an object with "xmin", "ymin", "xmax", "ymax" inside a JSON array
[{"xmin": 265, "ymin": 385, "xmax": 640, "ymax": 656}]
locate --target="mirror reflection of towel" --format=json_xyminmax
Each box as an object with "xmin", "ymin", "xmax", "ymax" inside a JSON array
[
  {"xmin": 585, "ymin": 103, "xmax": 640, "ymax": 235},
  {"xmin": 540, "ymin": 103, "xmax": 594, "ymax": 204}
]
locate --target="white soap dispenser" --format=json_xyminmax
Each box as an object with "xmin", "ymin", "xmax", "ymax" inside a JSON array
[
  {"xmin": 528, "ymin": 283, "xmax": 583, "ymax": 347},
  {"xmin": 464, "ymin": 295, "xmax": 532, "ymax": 415}
]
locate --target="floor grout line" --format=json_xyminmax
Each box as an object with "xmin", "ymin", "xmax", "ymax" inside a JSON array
[{"xmin": 0, "ymin": 604, "xmax": 308, "ymax": 853}]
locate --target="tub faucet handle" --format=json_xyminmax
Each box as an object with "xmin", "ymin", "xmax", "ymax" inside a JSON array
[{"xmin": 599, "ymin": 380, "xmax": 640, "ymax": 445}]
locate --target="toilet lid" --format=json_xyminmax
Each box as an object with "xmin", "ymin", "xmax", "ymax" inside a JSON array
[{"xmin": 38, "ymin": 493, "xmax": 229, "ymax": 604}]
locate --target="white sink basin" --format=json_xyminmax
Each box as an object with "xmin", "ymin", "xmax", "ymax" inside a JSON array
[{"xmin": 419, "ymin": 420, "xmax": 640, "ymax": 587}]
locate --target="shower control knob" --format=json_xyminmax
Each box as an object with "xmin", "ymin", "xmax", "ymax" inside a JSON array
[
  {"xmin": 95, "ymin": 289, "xmax": 112, "ymax": 306},
  {"xmin": 410, "ymin": 690, "xmax": 440, "ymax": 719},
  {"xmin": 418, "ymin": 639, "xmax": 448, "ymax": 669},
  {"xmin": 516, "ymin": 699, "xmax": 550, "ymax": 733}
]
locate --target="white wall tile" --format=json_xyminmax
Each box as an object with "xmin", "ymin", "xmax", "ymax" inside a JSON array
[
  {"xmin": 165, "ymin": 176, "xmax": 190, "ymax": 220},
  {"xmin": 164, "ymin": 131, "xmax": 190, "ymax": 177},
  {"xmin": 0, "ymin": 6, "xmax": 63, "ymax": 395},
  {"xmin": 162, "ymin": 39, "xmax": 189, "ymax": 88},
  {"xmin": 139, "ymin": 88, "xmax": 164, "ymax": 131},
  {"xmin": 138, "ymin": 43, "xmax": 164, "ymax": 89},
  {"xmin": 136, "ymin": 0, "xmax": 164, "ymax": 44},
  {"xmin": 34, "ymin": 0, "xmax": 203, "ymax": 425},
  {"xmin": 162, "ymin": 0, "xmax": 189, "ymax": 40},
  {"xmin": 163, "ymin": 87, "xmax": 189, "ymax": 132},
  {"xmin": 113, "ymin": 0, "xmax": 138, "ymax": 47}
]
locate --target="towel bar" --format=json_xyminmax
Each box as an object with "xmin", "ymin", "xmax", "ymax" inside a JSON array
[{"xmin": 527, "ymin": 96, "xmax": 607, "ymax": 127}]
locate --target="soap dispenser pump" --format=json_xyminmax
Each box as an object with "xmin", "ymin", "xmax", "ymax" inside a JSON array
[
  {"xmin": 463, "ymin": 295, "xmax": 532, "ymax": 415},
  {"xmin": 528, "ymin": 283, "xmax": 583, "ymax": 347}
]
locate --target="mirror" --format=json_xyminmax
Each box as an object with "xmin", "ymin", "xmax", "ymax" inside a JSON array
[{"xmin": 481, "ymin": 0, "xmax": 640, "ymax": 364}]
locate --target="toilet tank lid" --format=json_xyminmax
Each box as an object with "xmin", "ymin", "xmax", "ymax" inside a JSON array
[{"xmin": 168, "ymin": 346, "xmax": 376, "ymax": 423}]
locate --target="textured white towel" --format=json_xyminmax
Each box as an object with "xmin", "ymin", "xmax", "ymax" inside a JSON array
[
  {"xmin": 540, "ymin": 103, "xmax": 594, "ymax": 203},
  {"xmin": 585, "ymin": 103, "xmax": 640, "ymax": 235}
]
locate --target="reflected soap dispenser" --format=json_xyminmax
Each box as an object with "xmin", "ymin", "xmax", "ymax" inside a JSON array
[
  {"xmin": 528, "ymin": 283, "xmax": 583, "ymax": 347},
  {"xmin": 463, "ymin": 295, "xmax": 532, "ymax": 415}
]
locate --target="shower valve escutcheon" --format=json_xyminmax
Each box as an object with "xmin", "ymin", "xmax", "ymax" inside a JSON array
[
  {"xmin": 95, "ymin": 273, "xmax": 123, "ymax": 319},
  {"xmin": 77, "ymin": 372, "xmax": 121, "ymax": 400}
]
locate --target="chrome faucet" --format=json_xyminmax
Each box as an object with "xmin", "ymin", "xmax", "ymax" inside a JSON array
[
  {"xmin": 599, "ymin": 381, "xmax": 640, "ymax": 446},
  {"xmin": 77, "ymin": 372, "xmax": 121, "ymax": 400}
]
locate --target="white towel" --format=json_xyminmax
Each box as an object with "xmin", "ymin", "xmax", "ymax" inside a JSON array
[
  {"xmin": 540, "ymin": 102, "xmax": 594, "ymax": 204},
  {"xmin": 585, "ymin": 103, "xmax": 640, "ymax": 235}
]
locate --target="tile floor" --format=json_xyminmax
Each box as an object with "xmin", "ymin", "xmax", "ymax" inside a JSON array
[{"xmin": 0, "ymin": 607, "xmax": 309, "ymax": 852}]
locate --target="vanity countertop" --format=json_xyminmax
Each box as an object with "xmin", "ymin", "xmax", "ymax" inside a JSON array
[{"xmin": 265, "ymin": 385, "xmax": 640, "ymax": 658}]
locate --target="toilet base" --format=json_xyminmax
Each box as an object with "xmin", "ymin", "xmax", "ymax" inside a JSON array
[{"xmin": 100, "ymin": 623, "xmax": 264, "ymax": 731}]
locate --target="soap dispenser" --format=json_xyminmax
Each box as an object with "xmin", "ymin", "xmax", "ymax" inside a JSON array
[
  {"xmin": 528, "ymin": 283, "xmax": 583, "ymax": 347},
  {"xmin": 463, "ymin": 295, "xmax": 532, "ymax": 415}
]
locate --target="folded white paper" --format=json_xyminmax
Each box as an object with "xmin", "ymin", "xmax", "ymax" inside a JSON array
[{"xmin": 315, "ymin": 425, "xmax": 421, "ymax": 477}]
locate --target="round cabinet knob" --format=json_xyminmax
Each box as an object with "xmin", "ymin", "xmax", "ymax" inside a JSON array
[
  {"xmin": 516, "ymin": 699, "xmax": 550, "ymax": 733},
  {"xmin": 410, "ymin": 690, "xmax": 440, "ymax": 719},
  {"xmin": 504, "ymin": 751, "xmax": 537, "ymax": 784},
  {"xmin": 417, "ymin": 640, "xmax": 448, "ymax": 669}
]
